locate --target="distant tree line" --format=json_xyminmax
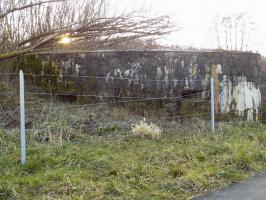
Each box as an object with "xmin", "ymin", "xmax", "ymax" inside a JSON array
[{"xmin": 211, "ymin": 13, "xmax": 255, "ymax": 51}]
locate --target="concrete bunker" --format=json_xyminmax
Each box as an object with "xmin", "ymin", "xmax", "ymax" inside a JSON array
[{"xmin": 34, "ymin": 50, "xmax": 261, "ymax": 121}]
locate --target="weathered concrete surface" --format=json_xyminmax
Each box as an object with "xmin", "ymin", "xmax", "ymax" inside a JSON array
[
  {"xmin": 37, "ymin": 50, "xmax": 261, "ymax": 120},
  {"xmin": 196, "ymin": 173, "xmax": 266, "ymax": 200}
]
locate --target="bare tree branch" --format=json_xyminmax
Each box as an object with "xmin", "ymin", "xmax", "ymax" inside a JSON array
[
  {"xmin": 0, "ymin": 0, "xmax": 176, "ymax": 61},
  {"xmin": 0, "ymin": 0, "xmax": 66, "ymax": 19}
]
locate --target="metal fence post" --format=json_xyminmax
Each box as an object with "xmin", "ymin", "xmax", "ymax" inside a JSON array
[
  {"xmin": 210, "ymin": 77, "xmax": 215, "ymax": 132},
  {"xmin": 20, "ymin": 70, "xmax": 26, "ymax": 164}
]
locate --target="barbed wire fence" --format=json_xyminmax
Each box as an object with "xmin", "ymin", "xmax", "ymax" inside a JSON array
[{"xmin": 3, "ymin": 70, "xmax": 261, "ymax": 164}]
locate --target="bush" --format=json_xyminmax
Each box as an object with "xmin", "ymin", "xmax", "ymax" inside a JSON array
[{"xmin": 131, "ymin": 120, "xmax": 161, "ymax": 139}]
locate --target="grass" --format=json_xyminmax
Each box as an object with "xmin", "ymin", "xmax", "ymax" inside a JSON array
[{"xmin": 1, "ymin": 122, "xmax": 266, "ymax": 200}]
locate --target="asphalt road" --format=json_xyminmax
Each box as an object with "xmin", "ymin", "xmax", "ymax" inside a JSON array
[{"xmin": 196, "ymin": 173, "xmax": 266, "ymax": 200}]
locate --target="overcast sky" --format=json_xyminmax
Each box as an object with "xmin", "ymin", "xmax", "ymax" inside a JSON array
[{"xmin": 114, "ymin": 0, "xmax": 266, "ymax": 55}]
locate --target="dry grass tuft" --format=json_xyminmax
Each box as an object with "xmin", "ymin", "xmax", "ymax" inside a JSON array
[{"xmin": 132, "ymin": 119, "xmax": 162, "ymax": 139}]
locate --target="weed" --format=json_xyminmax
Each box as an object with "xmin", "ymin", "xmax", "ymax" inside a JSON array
[
  {"xmin": 132, "ymin": 120, "xmax": 161, "ymax": 139},
  {"xmin": 196, "ymin": 151, "xmax": 206, "ymax": 162}
]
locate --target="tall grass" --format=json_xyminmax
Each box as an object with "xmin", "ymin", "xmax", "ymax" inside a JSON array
[
  {"xmin": 1, "ymin": 122, "xmax": 266, "ymax": 199},
  {"xmin": 132, "ymin": 120, "xmax": 162, "ymax": 139}
]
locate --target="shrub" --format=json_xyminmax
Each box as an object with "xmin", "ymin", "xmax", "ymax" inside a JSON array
[{"xmin": 131, "ymin": 120, "xmax": 161, "ymax": 139}]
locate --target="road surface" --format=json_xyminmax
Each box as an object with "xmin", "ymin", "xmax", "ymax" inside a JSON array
[{"xmin": 196, "ymin": 173, "xmax": 266, "ymax": 200}]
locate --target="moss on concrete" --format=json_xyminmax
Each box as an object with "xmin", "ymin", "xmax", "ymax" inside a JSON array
[{"xmin": 14, "ymin": 55, "xmax": 79, "ymax": 95}]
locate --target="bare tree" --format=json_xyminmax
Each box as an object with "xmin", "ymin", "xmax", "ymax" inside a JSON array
[
  {"xmin": 0, "ymin": 0, "xmax": 175, "ymax": 60},
  {"xmin": 0, "ymin": 0, "xmax": 66, "ymax": 19},
  {"xmin": 211, "ymin": 13, "xmax": 255, "ymax": 51}
]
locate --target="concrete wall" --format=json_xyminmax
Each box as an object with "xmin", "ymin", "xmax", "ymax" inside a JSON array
[{"xmin": 38, "ymin": 50, "xmax": 261, "ymax": 120}]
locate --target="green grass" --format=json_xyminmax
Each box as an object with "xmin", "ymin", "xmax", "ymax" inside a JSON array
[{"xmin": 1, "ymin": 122, "xmax": 266, "ymax": 199}]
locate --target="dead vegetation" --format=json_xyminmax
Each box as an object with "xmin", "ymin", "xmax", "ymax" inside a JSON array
[
  {"xmin": 132, "ymin": 119, "xmax": 162, "ymax": 139},
  {"xmin": 0, "ymin": 0, "xmax": 175, "ymax": 61}
]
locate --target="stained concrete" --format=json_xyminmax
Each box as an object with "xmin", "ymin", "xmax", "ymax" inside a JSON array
[{"xmin": 37, "ymin": 50, "xmax": 261, "ymax": 119}]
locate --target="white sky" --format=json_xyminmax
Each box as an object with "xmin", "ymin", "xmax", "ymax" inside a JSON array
[{"xmin": 114, "ymin": 0, "xmax": 266, "ymax": 55}]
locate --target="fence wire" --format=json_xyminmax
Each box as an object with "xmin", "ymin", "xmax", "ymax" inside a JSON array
[
  {"xmin": 1, "ymin": 71, "xmax": 261, "ymax": 134},
  {"xmin": 22, "ymin": 72, "xmax": 204, "ymax": 83}
]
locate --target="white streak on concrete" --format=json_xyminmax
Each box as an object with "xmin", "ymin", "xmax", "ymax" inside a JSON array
[
  {"xmin": 114, "ymin": 68, "xmax": 122, "ymax": 78},
  {"xmin": 156, "ymin": 67, "xmax": 163, "ymax": 90},
  {"xmin": 105, "ymin": 72, "xmax": 111, "ymax": 82},
  {"xmin": 61, "ymin": 60, "xmax": 72, "ymax": 70},
  {"xmin": 219, "ymin": 75, "xmax": 232, "ymax": 114},
  {"xmin": 164, "ymin": 66, "xmax": 170, "ymax": 88},
  {"xmin": 184, "ymin": 77, "xmax": 189, "ymax": 90},
  {"xmin": 75, "ymin": 64, "xmax": 81, "ymax": 75},
  {"xmin": 141, "ymin": 83, "xmax": 144, "ymax": 90},
  {"xmin": 216, "ymin": 64, "xmax": 222, "ymax": 74},
  {"xmin": 174, "ymin": 78, "xmax": 178, "ymax": 87},
  {"xmin": 181, "ymin": 60, "xmax": 185, "ymax": 68},
  {"xmin": 125, "ymin": 70, "xmax": 130, "ymax": 77},
  {"xmin": 157, "ymin": 67, "xmax": 163, "ymax": 78},
  {"xmin": 80, "ymin": 54, "xmax": 86, "ymax": 58},
  {"xmin": 219, "ymin": 75, "xmax": 261, "ymax": 121}
]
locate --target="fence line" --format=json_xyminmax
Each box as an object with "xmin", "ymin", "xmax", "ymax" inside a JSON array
[
  {"xmin": 24, "ymin": 113, "xmax": 211, "ymax": 132},
  {"xmin": 1, "ymin": 90, "xmax": 207, "ymax": 98},
  {"xmin": 28, "ymin": 116, "xmax": 265, "ymax": 137},
  {"xmin": 23, "ymin": 72, "xmax": 205, "ymax": 83},
  {"xmin": 3, "ymin": 109, "xmax": 265, "ymax": 134},
  {"xmin": 27, "ymin": 97, "xmax": 209, "ymax": 111},
  {"xmin": 3, "ymin": 106, "xmax": 265, "ymax": 117},
  {"xmin": 4, "ymin": 70, "xmax": 264, "ymax": 164},
  {"xmin": 0, "ymin": 72, "xmax": 205, "ymax": 83},
  {"xmin": 24, "ymin": 93, "xmax": 261, "ymax": 98},
  {"xmin": 0, "ymin": 89, "xmax": 208, "ymax": 116},
  {"xmin": 0, "ymin": 91, "xmax": 258, "ymax": 98},
  {"xmin": 0, "ymin": 92, "xmax": 17, "ymax": 96},
  {"xmin": 0, "ymin": 112, "xmax": 212, "ymax": 133},
  {"xmin": 0, "ymin": 109, "xmax": 19, "ymax": 114},
  {"xmin": 0, "ymin": 73, "xmax": 18, "ymax": 76},
  {"xmin": 2, "ymin": 69, "xmax": 265, "ymax": 165},
  {"xmin": 23, "ymin": 91, "xmax": 207, "ymax": 98},
  {"xmin": 2, "ymin": 100, "xmax": 265, "ymax": 116}
]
